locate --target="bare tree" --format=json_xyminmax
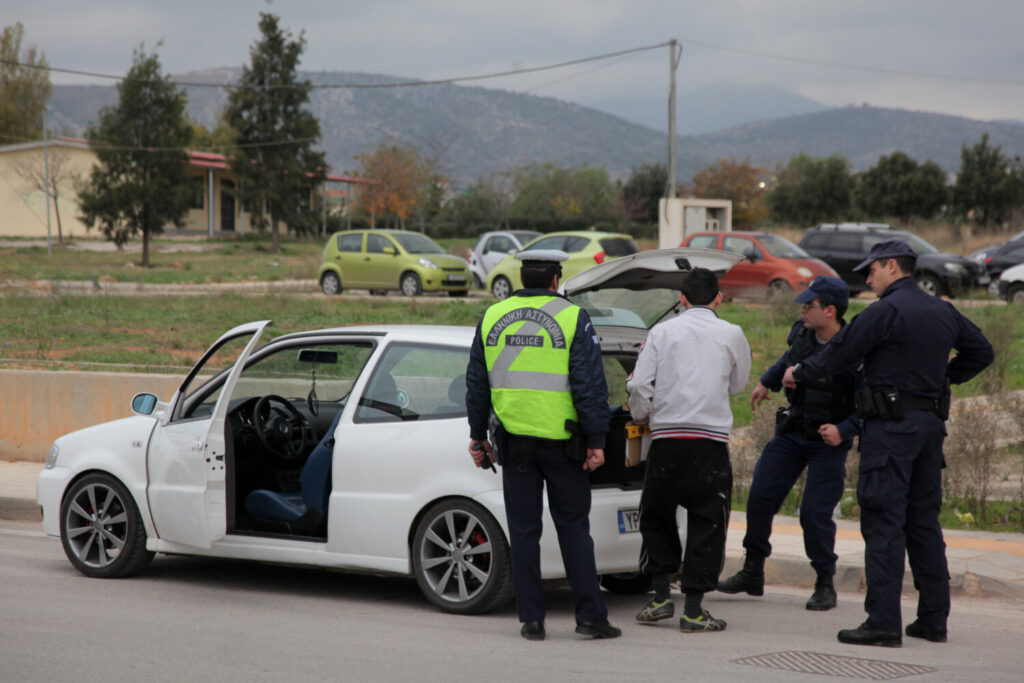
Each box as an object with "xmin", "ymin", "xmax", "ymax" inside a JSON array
[{"xmin": 8, "ymin": 145, "xmax": 81, "ymax": 244}]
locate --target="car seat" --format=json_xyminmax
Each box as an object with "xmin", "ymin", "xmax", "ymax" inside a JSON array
[{"xmin": 243, "ymin": 410, "xmax": 341, "ymax": 535}]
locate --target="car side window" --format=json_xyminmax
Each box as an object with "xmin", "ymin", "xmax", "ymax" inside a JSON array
[
  {"xmin": 337, "ymin": 233, "xmax": 363, "ymax": 252},
  {"xmin": 367, "ymin": 234, "xmax": 392, "ymax": 254},
  {"xmin": 565, "ymin": 236, "xmax": 591, "ymax": 252},
  {"xmin": 688, "ymin": 235, "xmax": 717, "ymax": 250},
  {"xmin": 355, "ymin": 343, "xmax": 471, "ymax": 423},
  {"xmin": 723, "ymin": 236, "xmax": 760, "ymax": 259},
  {"xmin": 526, "ymin": 236, "xmax": 567, "ymax": 251},
  {"xmin": 486, "ymin": 236, "xmax": 512, "ymax": 253}
]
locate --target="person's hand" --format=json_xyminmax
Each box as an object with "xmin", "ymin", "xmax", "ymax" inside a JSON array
[
  {"xmin": 583, "ymin": 448, "xmax": 605, "ymax": 471},
  {"xmin": 750, "ymin": 382, "xmax": 771, "ymax": 411},
  {"xmin": 818, "ymin": 424, "xmax": 842, "ymax": 446},
  {"xmin": 782, "ymin": 366, "xmax": 799, "ymax": 389},
  {"xmin": 468, "ymin": 439, "xmax": 494, "ymax": 468}
]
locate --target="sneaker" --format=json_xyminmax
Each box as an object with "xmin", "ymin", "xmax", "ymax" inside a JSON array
[
  {"xmin": 679, "ymin": 610, "xmax": 727, "ymax": 632},
  {"xmin": 636, "ymin": 599, "xmax": 675, "ymax": 623}
]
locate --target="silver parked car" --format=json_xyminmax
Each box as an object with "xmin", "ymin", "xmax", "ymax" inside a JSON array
[{"xmin": 467, "ymin": 230, "xmax": 541, "ymax": 288}]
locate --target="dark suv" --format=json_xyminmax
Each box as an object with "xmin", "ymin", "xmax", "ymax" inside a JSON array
[{"xmin": 799, "ymin": 223, "xmax": 988, "ymax": 297}]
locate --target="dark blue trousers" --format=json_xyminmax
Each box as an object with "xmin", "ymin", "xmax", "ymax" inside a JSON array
[
  {"xmin": 744, "ymin": 429, "xmax": 848, "ymax": 575},
  {"xmin": 858, "ymin": 412, "xmax": 949, "ymax": 633},
  {"xmin": 501, "ymin": 436, "xmax": 607, "ymax": 625}
]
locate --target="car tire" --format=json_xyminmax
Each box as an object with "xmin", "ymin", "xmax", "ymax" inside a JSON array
[
  {"xmin": 491, "ymin": 276, "xmax": 512, "ymax": 300},
  {"xmin": 916, "ymin": 273, "xmax": 943, "ymax": 297},
  {"xmin": 1009, "ymin": 283, "xmax": 1024, "ymax": 303},
  {"xmin": 767, "ymin": 279, "xmax": 793, "ymax": 299},
  {"xmin": 60, "ymin": 473, "xmax": 154, "ymax": 579},
  {"xmin": 448, "ymin": 290, "xmax": 469, "ymax": 298},
  {"xmin": 600, "ymin": 572, "xmax": 653, "ymax": 594},
  {"xmin": 411, "ymin": 499, "xmax": 513, "ymax": 615},
  {"xmin": 400, "ymin": 272, "xmax": 423, "ymax": 297},
  {"xmin": 320, "ymin": 271, "xmax": 342, "ymax": 296}
]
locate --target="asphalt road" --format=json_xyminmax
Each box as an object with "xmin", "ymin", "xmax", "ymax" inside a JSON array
[{"xmin": 2, "ymin": 520, "xmax": 1022, "ymax": 682}]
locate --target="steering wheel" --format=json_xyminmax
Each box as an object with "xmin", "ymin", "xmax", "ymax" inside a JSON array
[{"xmin": 253, "ymin": 395, "xmax": 310, "ymax": 461}]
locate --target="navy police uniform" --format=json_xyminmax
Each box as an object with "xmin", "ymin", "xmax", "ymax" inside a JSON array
[
  {"xmin": 793, "ymin": 240, "xmax": 993, "ymax": 640},
  {"xmin": 745, "ymin": 316, "xmax": 860, "ymax": 577},
  {"xmin": 465, "ymin": 254, "xmax": 611, "ymax": 631}
]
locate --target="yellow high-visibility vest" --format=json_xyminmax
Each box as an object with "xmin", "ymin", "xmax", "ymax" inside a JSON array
[{"xmin": 482, "ymin": 294, "xmax": 580, "ymax": 439}]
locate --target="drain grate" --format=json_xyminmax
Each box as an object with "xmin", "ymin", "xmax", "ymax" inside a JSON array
[{"xmin": 732, "ymin": 651, "xmax": 936, "ymax": 680}]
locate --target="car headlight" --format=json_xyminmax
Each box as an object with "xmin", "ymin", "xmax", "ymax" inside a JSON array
[
  {"xmin": 45, "ymin": 443, "xmax": 59, "ymax": 470},
  {"xmin": 942, "ymin": 262, "xmax": 966, "ymax": 274},
  {"xmin": 797, "ymin": 267, "xmax": 813, "ymax": 277},
  {"xmin": 418, "ymin": 257, "xmax": 439, "ymax": 269}
]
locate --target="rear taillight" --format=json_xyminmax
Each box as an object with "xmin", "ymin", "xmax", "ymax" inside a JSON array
[
  {"xmin": 593, "ymin": 251, "xmax": 606, "ymax": 264},
  {"xmin": 985, "ymin": 256, "xmax": 993, "ymax": 266}
]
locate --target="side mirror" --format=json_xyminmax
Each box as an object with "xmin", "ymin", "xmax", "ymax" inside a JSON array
[
  {"xmin": 383, "ymin": 246, "xmax": 397, "ymax": 256},
  {"xmin": 507, "ymin": 248, "xmax": 517, "ymax": 255},
  {"xmin": 131, "ymin": 393, "xmax": 159, "ymax": 415},
  {"xmin": 745, "ymin": 251, "xmax": 759, "ymax": 262}
]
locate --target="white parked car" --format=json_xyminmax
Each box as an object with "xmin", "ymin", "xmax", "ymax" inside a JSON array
[
  {"xmin": 996, "ymin": 262, "xmax": 1024, "ymax": 303},
  {"xmin": 467, "ymin": 230, "xmax": 541, "ymax": 288},
  {"xmin": 37, "ymin": 248, "xmax": 740, "ymax": 614}
]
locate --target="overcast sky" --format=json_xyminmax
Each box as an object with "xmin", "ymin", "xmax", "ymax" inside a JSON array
[{"xmin": 9, "ymin": 0, "xmax": 1024, "ymax": 122}]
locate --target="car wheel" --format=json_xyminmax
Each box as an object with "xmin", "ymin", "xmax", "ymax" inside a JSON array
[
  {"xmin": 400, "ymin": 272, "xmax": 423, "ymax": 296},
  {"xmin": 60, "ymin": 473, "xmax": 153, "ymax": 579},
  {"xmin": 448, "ymin": 290, "xmax": 469, "ymax": 298},
  {"xmin": 320, "ymin": 271, "xmax": 342, "ymax": 296},
  {"xmin": 916, "ymin": 273, "xmax": 942, "ymax": 297},
  {"xmin": 491, "ymin": 276, "xmax": 512, "ymax": 300},
  {"xmin": 600, "ymin": 572, "xmax": 653, "ymax": 594},
  {"xmin": 1009, "ymin": 284, "xmax": 1024, "ymax": 303},
  {"xmin": 411, "ymin": 499, "xmax": 513, "ymax": 615},
  {"xmin": 767, "ymin": 279, "xmax": 793, "ymax": 299}
]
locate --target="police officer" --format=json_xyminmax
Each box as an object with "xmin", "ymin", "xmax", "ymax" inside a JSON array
[
  {"xmin": 719, "ymin": 276, "xmax": 860, "ymax": 611},
  {"xmin": 783, "ymin": 238, "xmax": 994, "ymax": 647},
  {"xmin": 465, "ymin": 249, "xmax": 620, "ymax": 642}
]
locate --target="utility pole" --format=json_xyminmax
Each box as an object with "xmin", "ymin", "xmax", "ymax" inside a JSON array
[
  {"xmin": 666, "ymin": 39, "xmax": 682, "ymax": 199},
  {"xmin": 43, "ymin": 109, "xmax": 52, "ymax": 255}
]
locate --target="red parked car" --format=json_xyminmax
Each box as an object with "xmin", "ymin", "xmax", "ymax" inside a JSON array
[{"xmin": 680, "ymin": 231, "xmax": 838, "ymax": 299}]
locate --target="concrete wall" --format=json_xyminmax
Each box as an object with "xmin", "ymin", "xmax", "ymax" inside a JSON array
[{"xmin": 0, "ymin": 370, "xmax": 181, "ymax": 462}]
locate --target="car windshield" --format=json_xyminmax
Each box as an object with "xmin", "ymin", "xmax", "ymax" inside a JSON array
[
  {"xmin": 758, "ymin": 234, "xmax": 811, "ymax": 258},
  {"xmin": 886, "ymin": 232, "xmax": 939, "ymax": 255},
  {"xmin": 569, "ymin": 288, "xmax": 680, "ymax": 330},
  {"xmin": 390, "ymin": 232, "xmax": 445, "ymax": 255}
]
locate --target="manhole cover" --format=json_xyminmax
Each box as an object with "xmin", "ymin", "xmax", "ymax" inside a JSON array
[{"xmin": 732, "ymin": 651, "xmax": 936, "ymax": 680}]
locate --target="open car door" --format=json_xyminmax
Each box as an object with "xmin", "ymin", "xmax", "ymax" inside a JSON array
[{"xmin": 146, "ymin": 321, "xmax": 270, "ymax": 548}]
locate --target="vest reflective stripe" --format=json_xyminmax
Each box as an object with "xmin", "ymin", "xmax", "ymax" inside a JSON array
[{"xmin": 482, "ymin": 295, "xmax": 579, "ymax": 439}]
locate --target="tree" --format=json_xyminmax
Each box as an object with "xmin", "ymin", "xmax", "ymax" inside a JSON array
[
  {"xmin": 508, "ymin": 163, "xmax": 616, "ymax": 230},
  {"xmin": 355, "ymin": 143, "xmax": 421, "ymax": 228},
  {"xmin": 621, "ymin": 162, "xmax": 667, "ymax": 223},
  {"xmin": 224, "ymin": 12, "xmax": 326, "ymax": 251},
  {"xmin": 77, "ymin": 47, "xmax": 193, "ymax": 267},
  {"xmin": 0, "ymin": 23, "xmax": 51, "ymax": 143},
  {"xmin": 853, "ymin": 151, "xmax": 948, "ymax": 223},
  {"xmin": 952, "ymin": 133, "xmax": 1024, "ymax": 227},
  {"xmin": 189, "ymin": 116, "xmax": 237, "ymax": 155},
  {"xmin": 8, "ymin": 145, "xmax": 81, "ymax": 244},
  {"xmin": 685, "ymin": 157, "xmax": 769, "ymax": 228},
  {"xmin": 767, "ymin": 153, "xmax": 853, "ymax": 225}
]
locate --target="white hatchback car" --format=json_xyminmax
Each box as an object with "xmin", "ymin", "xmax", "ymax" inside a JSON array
[{"xmin": 37, "ymin": 248, "xmax": 740, "ymax": 614}]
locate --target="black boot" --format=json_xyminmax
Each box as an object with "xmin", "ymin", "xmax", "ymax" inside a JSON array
[
  {"xmin": 717, "ymin": 551, "xmax": 764, "ymax": 596},
  {"xmin": 806, "ymin": 573, "xmax": 837, "ymax": 611}
]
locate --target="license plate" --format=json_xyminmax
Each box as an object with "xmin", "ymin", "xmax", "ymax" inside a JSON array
[
  {"xmin": 446, "ymin": 275, "xmax": 466, "ymax": 283},
  {"xmin": 617, "ymin": 508, "xmax": 640, "ymax": 534},
  {"xmin": 978, "ymin": 275, "xmax": 991, "ymax": 285}
]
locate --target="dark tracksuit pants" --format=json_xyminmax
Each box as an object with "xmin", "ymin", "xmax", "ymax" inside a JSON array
[
  {"xmin": 638, "ymin": 438, "xmax": 732, "ymax": 594},
  {"xmin": 744, "ymin": 429, "xmax": 849, "ymax": 575},
  {"xmin": 858, "ymin": 411, "xmax": 949, "ymax": 633},
  {"xmin": 501, "ymin": 436, "xmax": 607, "ymax": 625}
]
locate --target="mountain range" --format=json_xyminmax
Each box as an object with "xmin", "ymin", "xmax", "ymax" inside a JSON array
[{"xmin": 45, "ymin": 69, "xmax": 1024, "ymax": 186}]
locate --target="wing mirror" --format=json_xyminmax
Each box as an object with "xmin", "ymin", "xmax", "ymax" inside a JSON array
[
  {"xmin": 131, "ymin": 392, "xmax": 169, "ymax": 416},
  {"xmin": 383, "ymin": 246, "xmax": 397, "ymax": 256}
]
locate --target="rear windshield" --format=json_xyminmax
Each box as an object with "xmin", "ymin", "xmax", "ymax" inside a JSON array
[
  {"xmin": 599, "ymin": 238, "xmax": 639, "ymax": 257},
  {"xmin": 758, "ymin": 234, "xmax": 810, "ymax": 259},
  {"xmin": 391, "ymin": 232, "xmax": 445, "ymax": 255}
]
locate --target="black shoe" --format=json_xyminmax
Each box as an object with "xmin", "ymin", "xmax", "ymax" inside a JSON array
[
  {"xmin": 806, "ymin": 584, "xmax": 837, "ymax": 611},
  {"xmin": 520, "ymin": 621, "xmax": 545, "ymax": 641},
  {"xmin": 717, "ymin": 569, "xmax": 764, "ymax": 596},
  {"xmin": 905, "ymin": 620, "xmax": 947, "ymax": 643},
  {"xmin": 575, "ymin": 620, "xmax": 622, "ymax": 639},
  {"xmin": 837, "ymin": 622, "xmax": 902, "ymax": 648}
]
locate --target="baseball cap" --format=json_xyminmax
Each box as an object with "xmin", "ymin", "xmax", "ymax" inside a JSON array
[
  {"xmin": 853, "ymin": 238, "xmax": 918, "ymax": 272},
  {"xmin": 794, "ymin": 275, "xmax": 849, "ymax": 309}
]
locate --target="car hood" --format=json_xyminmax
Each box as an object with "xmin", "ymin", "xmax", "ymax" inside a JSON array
[
  {"xmin": 1000, "ymin": 262, "xmax": 1024, "ymax": 281},
  {"xmin": 53, "ymin": 416, "xmax": 158, "ymax": 465},
  {"xmin": 562, "ymin": 248, "xmax": 742, "ymax": 335},
  {"xmin": 425, "ymin": 253, "xmax": 470, "ymax": 269},
  {"xmin": 919, "ymin": 252, "xmax": 980, "ymax": 271}
]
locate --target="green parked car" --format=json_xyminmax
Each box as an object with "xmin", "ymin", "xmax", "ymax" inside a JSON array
[{"xmin": 318, "ymin": 230, "xmax": 471, "ymax": 297}]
